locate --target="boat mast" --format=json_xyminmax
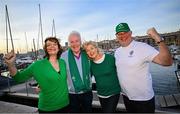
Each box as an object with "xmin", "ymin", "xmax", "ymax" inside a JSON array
[
  {"xmin": 52, "ymin": 19, "xmax": 56, "ymax": 37},
  {"xmin": 33, "ymin": 38, "xmax": 37, "ymax": 60},
  {"xmin": 5, "ymin": 5, "xmax": 8, "ymax": 53},
  {"xmin": 5, "ymin": 5, "xmax": 14, "ymax": 53},
  {"xmin": 96, "ymin": 34, "xmax": 98, "ymax": 42},
  {"xmin": 39, "ymin": 4, "xmax": 43, "ymax": 48},
  {"xmin": 25, "ymin": 32, "xmax": 28, "ymax": 52},
  {"xmin": 37, "ymin": 4, "xmax": 44, "ymax": 58}
]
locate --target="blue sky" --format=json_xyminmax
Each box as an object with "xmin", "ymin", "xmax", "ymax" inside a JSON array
[{"xmin": 0, "ymin": 0, "xmax": 180, "ymax": 53}]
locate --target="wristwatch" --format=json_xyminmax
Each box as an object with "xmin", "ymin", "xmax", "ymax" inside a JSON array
[{"xmin": 157, "ymin": 37, "xmax": 164, "ymax": 44}]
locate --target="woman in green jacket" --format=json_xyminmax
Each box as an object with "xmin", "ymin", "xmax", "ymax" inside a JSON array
[
  {"xmin": 4, "ymin": 37, "xmax": 69, "ymax": 113},
  {"xmin": 83, "ymin": 41, "xmax": 121, "ymax": 113}
]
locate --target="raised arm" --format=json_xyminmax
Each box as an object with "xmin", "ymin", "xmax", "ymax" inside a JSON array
[
  {"xmin": 147, "ymin": 27, "xmax": 173, "ymax": 66},
  {"xmin": 4, "ymin": 50, "xmax": 18, "ymax": 76}
]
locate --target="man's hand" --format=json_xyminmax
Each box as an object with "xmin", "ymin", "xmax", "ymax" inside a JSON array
[{"xmin": 147, "ymin": 27, "xmax": 162, "ymax": 43}]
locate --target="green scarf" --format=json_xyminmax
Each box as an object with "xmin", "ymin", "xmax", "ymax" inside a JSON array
[{"xmin": 68, "ymin": 48, "xmax": 91, "ymax": 93}]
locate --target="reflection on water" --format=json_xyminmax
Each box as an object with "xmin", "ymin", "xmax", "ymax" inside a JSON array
[{"xmin": 150, "ymin": 60, "xmax": 180, "ymax": 95}]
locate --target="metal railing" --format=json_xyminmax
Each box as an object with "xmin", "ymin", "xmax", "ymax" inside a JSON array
[{"xmin": 0, "ymin": 72, "xmax": 37, "ymax": 96}]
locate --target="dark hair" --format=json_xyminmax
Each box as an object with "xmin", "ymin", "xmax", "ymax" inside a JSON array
[{"xmin": 43, "ymin": 37, "xmax": 63, "ymax": 59}]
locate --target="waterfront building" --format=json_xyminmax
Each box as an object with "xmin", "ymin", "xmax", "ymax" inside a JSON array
[{"xmin": 97, "ymin": 31, "xmax": 180, "ymax": 53}]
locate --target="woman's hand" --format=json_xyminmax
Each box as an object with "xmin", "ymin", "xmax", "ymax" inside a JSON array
[
  {"xmin": 4, "ymin": 50, "xmax": 17, "ymax": 76},
  {"xmin": 4, "ymin": 50, "xmax": 16, "ymax": 66},
  {"xmin": 35, "ymin": 85, "xmax": 41, "ymax": 94}
]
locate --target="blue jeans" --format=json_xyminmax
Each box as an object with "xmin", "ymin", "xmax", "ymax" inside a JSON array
[
  {"xmin": 98, "ymin": 94, "xmax": 120, "ymax": 113},
  {"xmin": 69, "ymin": 91, "xmax": 93, "ymax": 113}
]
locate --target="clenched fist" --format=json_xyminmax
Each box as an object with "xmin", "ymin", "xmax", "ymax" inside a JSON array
[{"xmin": 147, "ymin": 27, "xmax": 162, "ymax": 42}]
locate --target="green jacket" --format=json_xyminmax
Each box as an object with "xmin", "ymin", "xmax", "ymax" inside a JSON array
[{"xmin": 13, "ymin": 58, "xmax": 69, "ymax": 111}]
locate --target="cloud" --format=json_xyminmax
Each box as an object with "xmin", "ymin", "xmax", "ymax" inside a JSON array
[{"xmin": 0, "ymin": 0, "xmax": 180, "ymax": 53}]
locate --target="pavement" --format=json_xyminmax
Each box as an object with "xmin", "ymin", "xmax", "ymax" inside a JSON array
[
  {"xmin": 0, "ymin": 101, "xmax": 38, "ymax": 113},
  {"xmin": 1, "ymin": 79, "xmax": 180, "ymax": 113}
]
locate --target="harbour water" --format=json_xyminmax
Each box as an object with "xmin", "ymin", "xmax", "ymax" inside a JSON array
[
  {"xmin": 1, "ymin": 60, "xmax": 180, "ymax": 96},
  {"xmin": 151, "ymin": 60, "xmax": 180, "ymax": 95}
]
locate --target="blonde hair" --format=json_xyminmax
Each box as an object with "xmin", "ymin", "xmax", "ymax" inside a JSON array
[{"xmin": 83, "ymin": 41, "xmax": 102, "ymax": 54}]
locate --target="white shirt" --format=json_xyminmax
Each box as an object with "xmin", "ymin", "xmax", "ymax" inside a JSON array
[{"xmin": 115, "ymin": 40, "xmax": 159, "ymax": 101}]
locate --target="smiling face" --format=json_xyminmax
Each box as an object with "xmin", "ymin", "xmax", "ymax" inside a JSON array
[
  {"xmin": 68, "ymin": 34, "xmax": 81, "ymax": 54},
  {"xmin": 85, "ymin": 44, "xmax": 99, "ymax": 60},
  {"xmin": 44, "ymin": 37, "xmax": 62, "ymax": 59},
  {"xmin": 46, "ymin": 40, "xmax": 59, "ymax": 56},
  {"xmin": 116, "ymin": 31, "xmax": 132, "ymax": 47},
  {"xmin": 83, "ymin": 41, "xmax": 100, "ymax": 60}
]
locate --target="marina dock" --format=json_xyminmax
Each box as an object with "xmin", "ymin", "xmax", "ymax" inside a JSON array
[
  {"xmin": 156, "ymin": 94, "xmax": 180, "ymax": 108},
  {"xmin": 1, "ymin": 62, "xmax": 180, "ymax": 113},
  {"xmin": 0, "ymin": 81, "xmax": 180, "ymax": 113},
  {"xmin": 0, "ymin": 101, "xmax": 38, "ymax": 113}
]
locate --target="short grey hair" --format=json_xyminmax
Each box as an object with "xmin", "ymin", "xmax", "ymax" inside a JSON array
[{"xmin": 68, "ymin": 31, "xmax": 81, "ymax": 42}]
